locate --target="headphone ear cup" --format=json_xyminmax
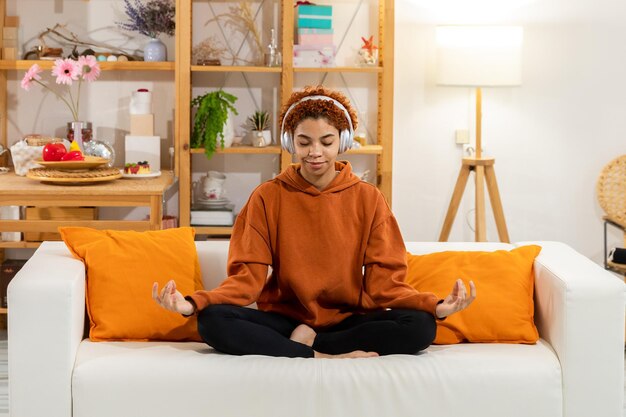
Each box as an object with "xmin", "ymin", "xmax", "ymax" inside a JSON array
[
  {"xmin": 339, "ymin": 130, "xmax": 352, "ymax": 153},
  {"xmin": 282, "ymin": 131, "xmax": 293, "ymax": 153}
]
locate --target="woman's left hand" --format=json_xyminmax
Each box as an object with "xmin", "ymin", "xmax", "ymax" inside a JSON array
[{"xmin": 435, "ymin": 279, "xmax": 476, "ymax": 319}]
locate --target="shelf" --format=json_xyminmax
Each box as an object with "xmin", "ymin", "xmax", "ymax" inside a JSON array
[
  {"xmin": 0, "ymin": 241, "xmax": 41, "ymax": 249},
  {"xmin": 607, "ymin": 261, "xmax": 626, "ymax": 274},
  {"xmin": 191, "ymin": 65, "xmax": 281, "ymax": 73},
  {"xmin": 293, "ymin": 66, "xmax": 383, "ymax": 73},
  {"xmin": 189, "ymin": 145, "xmax": 381, "ymax": 155},
  {"xmin": 0, "ymin": 308, "xmax": 6, "ymax": 315},
  {"xmin": 346, "ymin": 145, "xmax": 383, "ymax": 155},
  {"xmin": 191, "ymin": 145, "xmax": 283, "ymax": 155},
  {"xmin": 193, "ymin": 226, "xmax": 233, "ymax": 235},
  {"xmin": 0, "ymin": 60, "xmax": 175, "ymax": 71}
]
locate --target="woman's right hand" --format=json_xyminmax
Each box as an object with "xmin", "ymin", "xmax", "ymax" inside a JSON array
[{"xmin": 152, "ymin": 280, "xmax": 195, "ymax": 316}]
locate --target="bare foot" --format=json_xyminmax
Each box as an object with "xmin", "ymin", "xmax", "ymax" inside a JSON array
[
  {"xmin": 314, "ymin": 350, "xmax": 379, "ymax": 359},
  {"xmin": 290, "ymin": 324, "xmax": 317, "ymax": 347}
]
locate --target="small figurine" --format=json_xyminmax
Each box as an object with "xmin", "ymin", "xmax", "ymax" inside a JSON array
[{"xmin": 358, "ymin": 35, "xmax": 378, "ymax": 66}]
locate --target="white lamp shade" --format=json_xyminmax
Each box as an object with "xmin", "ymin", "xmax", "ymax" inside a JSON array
[{"xmin": 436, "ymin": 26, "xmax": 523, "ymax": 87}]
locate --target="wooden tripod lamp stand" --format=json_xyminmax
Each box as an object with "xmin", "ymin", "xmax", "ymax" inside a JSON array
[{"xmin": 435, "ymin": 26, "xmax": 523, "ymax": 243}]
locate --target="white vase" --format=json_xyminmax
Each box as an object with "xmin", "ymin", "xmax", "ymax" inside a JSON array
[
  {"xmin": 251, "ymin": 130, "xmax": 272, "ymax": 147},
  {"xmin": 144, "ymin": 38, "xmax": 167, "ymax": 62},
  {"xmin": 220, "ymin": 113, "xmax": 235, "ymax": 148}
]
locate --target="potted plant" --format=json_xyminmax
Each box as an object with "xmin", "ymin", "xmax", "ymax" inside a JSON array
[
  {"xmin": 117, "ymin": 0, "xmax": 176, "ymax": 61},
  {"xmin": 246, "ymin": 110, "xmax": 272, "ymax": 147},
  {"xmin": 191, "ymin": 90, "xmax": 238, "ymax": 159}
]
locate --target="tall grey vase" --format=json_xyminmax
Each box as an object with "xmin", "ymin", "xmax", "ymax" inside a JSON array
[{"xmin": 144, "ymin": 38, "xmax": 167, "ymax": 62}]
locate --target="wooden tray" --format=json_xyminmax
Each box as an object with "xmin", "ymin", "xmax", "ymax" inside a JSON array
[
  {"xmin": 26, "ymin": 167, "xmax": 122, "ymax": 184},
  {"xmin": 35, "ymin": 156, "xmax": 110, "ymax": 170}
]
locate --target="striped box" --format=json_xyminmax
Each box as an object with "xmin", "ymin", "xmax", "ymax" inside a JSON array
[
  {"xmin": 296, "ymin": 4, "xmax": 332, "ymax": 29},
  {"xmin": 297, "ymin": 33, "xmax": 333, "ymax": 46},
  {"xmin": 297, "ymin": 28, "xmax": 334, "ymax": 35}
]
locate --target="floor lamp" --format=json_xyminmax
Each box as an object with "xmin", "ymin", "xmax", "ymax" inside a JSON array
[{"xmin": 436, "ymin": 25, "xmax": 523, "ymax": 243}]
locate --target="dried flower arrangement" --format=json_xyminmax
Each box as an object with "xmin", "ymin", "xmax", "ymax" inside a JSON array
[
  {"xmin": 192, "ymin": 35, "xmax": 227, "ymax": 65},
  {"xmin": 29, "ymin": 23, "xmax": 140, "ymax": 61},
  {"xmin": 118, "ymin": 0, "xmax": 176, "ymax": 39},
  {"xmin": 204, "ymin": 1, "xmax": 264, "ymax": 66}
]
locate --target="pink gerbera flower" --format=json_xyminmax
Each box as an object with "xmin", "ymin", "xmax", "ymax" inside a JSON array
[
  {"xmin": 20, "ymin": 64, "xmax": 43, "ymax": 91},
  {"xmin": 51, "ymin": 58, "xmax": 80, "ymax": 85},
  {"xmin": 78, "ymin": 55, "xmax": 101, "ymax": 82}
]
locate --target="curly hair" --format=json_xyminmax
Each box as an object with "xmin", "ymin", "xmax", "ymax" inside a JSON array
[{"xmin": 279, "ymin": 85, "xmax": 359, "ymax": 135}]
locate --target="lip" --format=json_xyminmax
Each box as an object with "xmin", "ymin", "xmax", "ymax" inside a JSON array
[{"xmin": 305, "ymin": 161, "xmax": 326, "ymax": 169}]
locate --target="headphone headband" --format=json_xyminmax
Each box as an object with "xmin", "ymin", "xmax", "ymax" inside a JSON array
[{"xmin": 280, "ymin": 94, "xmax": 355, "ymax": 154}]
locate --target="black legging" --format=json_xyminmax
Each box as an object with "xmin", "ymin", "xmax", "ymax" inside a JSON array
[{"xmin": 197, "ymin": 304, "xmax": 437, "ymax": 358}]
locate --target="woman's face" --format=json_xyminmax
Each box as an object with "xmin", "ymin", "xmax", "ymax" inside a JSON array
[{"xmin": 293, "ymin": 117, "xmax": 341, "ymax": 187}]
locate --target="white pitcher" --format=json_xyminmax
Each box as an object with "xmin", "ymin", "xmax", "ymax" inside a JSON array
[{"xmin": 202, "ymin": 171, "xmax": 226, "ymax": 200}]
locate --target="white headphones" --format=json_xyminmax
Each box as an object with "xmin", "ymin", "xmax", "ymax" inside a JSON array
[{"xmin": 280, "ymin": 95, "xmax": 355, "ymax": 154}]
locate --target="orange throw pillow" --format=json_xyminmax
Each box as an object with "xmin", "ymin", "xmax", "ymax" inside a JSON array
[
  {"xmin": 405, "ymin": 245, "xmax": 541, "ymax": 344},
  {"xmin": 60, "ymin": 227, "xmax": 203, "ymax": 342}
]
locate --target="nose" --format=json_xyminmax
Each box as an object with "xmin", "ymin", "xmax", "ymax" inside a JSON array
[{"xmin": 308, "ymin": 142, "xmax": 322, "ymax": 156}]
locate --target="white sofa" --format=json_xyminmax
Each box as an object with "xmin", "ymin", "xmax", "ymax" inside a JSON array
[{"xmin": 8, "ymin": 240, "xmax": 625, "ymax": 417}]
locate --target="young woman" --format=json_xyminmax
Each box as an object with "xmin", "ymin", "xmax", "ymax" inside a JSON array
[{"xmin": 153, "ymin": 86, "xmax": 476, "ymax": 359}]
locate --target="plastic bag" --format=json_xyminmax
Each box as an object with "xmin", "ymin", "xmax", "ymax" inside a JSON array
[{"xmin": 10, "ymin": 139, "xmax": 43, "ymax": 176}]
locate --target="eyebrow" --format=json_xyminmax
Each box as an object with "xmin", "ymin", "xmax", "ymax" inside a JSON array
[{"xmin": 296, "ymin": 133, "xmax": 336, "ymax": 140}]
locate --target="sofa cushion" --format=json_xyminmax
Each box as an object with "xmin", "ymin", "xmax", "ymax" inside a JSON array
[
  {"xmin": 71, "ymin": 339, "xmax": 562, "ymax": 417},
  {"xmin": 60, "ymin": 227, "xmax": 203, "ymax": 342},
  {"xmin": 405, "ymin": 245, "xmax": 541, "ymax": 344}
]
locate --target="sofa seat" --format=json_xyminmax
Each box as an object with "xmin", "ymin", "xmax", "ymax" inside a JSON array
[{"xmin": 72, "ymin": 338, "xmax": 562, "ymax": 417}]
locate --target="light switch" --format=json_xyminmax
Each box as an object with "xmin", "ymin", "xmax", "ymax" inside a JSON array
[{"xmin": 455, "ymin": 129, "xmax": 470, "ymax": 144}]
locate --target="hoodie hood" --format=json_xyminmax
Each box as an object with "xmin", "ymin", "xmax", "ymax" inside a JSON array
[{"xmin": 276, "ymin": 160, "xmax": 362, "ymax": 195}]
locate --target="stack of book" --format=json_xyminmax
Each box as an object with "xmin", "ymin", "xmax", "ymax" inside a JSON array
[
  {"xmin": 191, "ymin": 204, "xmax": 235, "ymax": 226},
  {"xmin": 294, "ymin": 4, "xmax": 335, "ymax": 68}
]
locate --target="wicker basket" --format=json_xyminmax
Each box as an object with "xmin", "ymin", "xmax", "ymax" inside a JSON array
[
  {"xmin": 597, "ymin": 155, "xmax": 626, "ymax": 228},
  {"xmin": 24, "ymin": 135, "xmax": 64, "ymax": 147}
]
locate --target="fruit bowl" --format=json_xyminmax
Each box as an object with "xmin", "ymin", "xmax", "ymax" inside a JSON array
[{"xmin": 35, "ymin": 156, "xmax": 110, "ymax": 170}]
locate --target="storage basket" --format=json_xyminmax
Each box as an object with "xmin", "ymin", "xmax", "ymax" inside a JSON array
[{"xmin": 597, "ymin": 154, "xmax": 626, "ymax": 227}]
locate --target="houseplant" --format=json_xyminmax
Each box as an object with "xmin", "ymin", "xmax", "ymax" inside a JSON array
[
  {"xmin": 246, "ymin": 110, "xmax": 271, "ymax": 147},
  {"xmin": 117, "ymin": 0, "xmax": 175, "ymax": 61},
  {"xmin": 191, "ymin": 90, "xmax": 238, "ymax": 159}
]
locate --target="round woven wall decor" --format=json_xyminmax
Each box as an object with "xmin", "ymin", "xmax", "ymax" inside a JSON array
[{"xmin": 597, "ymin": 154, "xmax": 626, "ymax": 227}]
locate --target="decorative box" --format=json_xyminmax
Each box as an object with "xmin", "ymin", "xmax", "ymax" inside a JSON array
[
  {"xmin": 293, "ymin": 44, "xmax": 336, "ymax": 68},
  {"xmin": 297, "ymin": 33, "xmax": 334, "ymax": 46},
  {"xmin": 296, "ymin": 4, "xmax": 332, "ymax": 29}
]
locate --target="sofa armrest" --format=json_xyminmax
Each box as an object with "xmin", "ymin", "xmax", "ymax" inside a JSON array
[
  {"xmin": 525, "ymin": 241, "xmax": 625, "ymax": 417},
  {"xmin": 8, "ymin": 242, "xmax": 86, "ymax": 417}
]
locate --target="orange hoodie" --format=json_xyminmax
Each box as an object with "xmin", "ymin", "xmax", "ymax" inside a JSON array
[{"xmin": 188, "ymin": 161, "xmax": 440, "ymax": 328}]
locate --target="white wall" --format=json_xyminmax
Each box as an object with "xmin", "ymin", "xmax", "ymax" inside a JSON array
[{"xmin": 393, "ymin": 0, "xmax": 626, "ymax": 263}]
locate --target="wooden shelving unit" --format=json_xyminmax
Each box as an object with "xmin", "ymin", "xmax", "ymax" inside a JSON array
[
  {"xmin": 0, "ymin": 0, "xmax": 395, "ymax": 246},
  {"xmin": 0, "ymin": 0, "xmax": 179, "ymax": 308},
  {"xmin": 176, "ymin": 0, "xmax": 395, "ymax": 236}
]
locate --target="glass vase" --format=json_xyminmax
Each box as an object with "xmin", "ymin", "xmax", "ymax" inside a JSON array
[{"xmin": 67, "ymin": 121, "xmax": 93, "ymax": 152}]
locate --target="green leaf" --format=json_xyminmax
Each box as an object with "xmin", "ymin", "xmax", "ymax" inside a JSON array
[{"xmin": 190, "ymin": 90, "xmax": 239, "ymax": 159}]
